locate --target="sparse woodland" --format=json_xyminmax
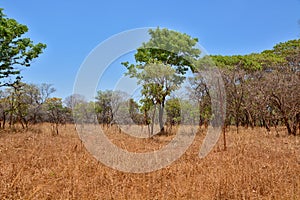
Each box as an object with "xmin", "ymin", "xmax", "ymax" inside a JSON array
[
  {"xmin": 0, "ymin": 23, "xmax": 299, "ymax": 137},
  {"xmin": 0, "ymin": 7, "xmax": 300, "ymax": 200}
]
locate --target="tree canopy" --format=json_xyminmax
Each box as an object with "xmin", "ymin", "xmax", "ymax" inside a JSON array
[
  {"xmin": 195, "ymin": 39, "xmax": 300, "ymax": 135},
  {"xmin": 0, "ymin": 8, "xmax": 46, "ymax": 86},
  {"xmin": 122, "ymin": 27, "xmax": 201, "ymax": 134}
]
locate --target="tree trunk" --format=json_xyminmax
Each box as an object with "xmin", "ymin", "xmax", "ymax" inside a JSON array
[
  {"xmin": 198, "ymin": 101, "xmax": 202, "ymax": 127},
  {"xmin": 55, "ymin": 122, "xmax": 59, "ymax": 135},
  {"xmin": 150, "ymin": 105, "xmax": 156, "ymax": 137},
  {"xmin": 297, "ymin": 113, "xmax": 300, "ymax": 135},
  {"xmin": 291, "ymin": 123, "xmax": 297, "ymax": 136},
  {"xmin": 235, "ymin": 112, "xmax": 239, "ymax": 134},
  {"xmin": 2, "ymin": 114, "xmax": 6, "ymax": 129},
  {"xmin": 283, "ymin": 116, "xmax": 293, "ymax": 135},
  {"xmin": 263, "ymin": 118, "xmax": 270, "ymax": 132},
  {"xmin": 158, "ymin": 104, "xmax": 164, "ymax": 132},
  {"xmin": 223, "ymin": 125, "xmax": 227, "ymax": 151}
]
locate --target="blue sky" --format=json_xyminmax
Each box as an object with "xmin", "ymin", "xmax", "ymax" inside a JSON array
[{"xmin": 1, "ymin": 0, "xmax": 300, "ymax": 99}]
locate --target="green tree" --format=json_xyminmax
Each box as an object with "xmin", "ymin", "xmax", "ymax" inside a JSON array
[
  {"xmin": 188, "ymin": 71, "xmax": 211, "ymax": 127},
  {"xmin": 95, "ymin": 90, "xmax": 113, "ymax": 125},
  {"xmin": 268, "ymin": 39, "xmax": 300, "ymax": 72},
  {"xmin": 260, "ymin": 40, "xmax": 300, "ymax": 135},
  {"xmin": 45, "ymin": 97, "xmax": 67, "ymax": 135},
  {"xmin": 0, "ymin": 8, "xmax": 46, "ymax": 86},
  {"xmin": 0, "ymin": 82, "xmax": 56, "ymax": 129},
  {"xmin": 165, "ymin": 98, "xmax": 181, "ymax": 126},
  {"xmin": 201, "ymin": 40, "xmax": 299, "ymax": 136},
  {"xmin": 72, "ymin": 101, "xmax": 97, "ymax": 124},
  {"xmin": 208, "ymin": 53, "xmax": 284, "ymax": 132},
  {"xmin": 128, "ymin": 98, "xmax": 141, "ymax": 124},
  {"xmin": 95, "ymin": 90, "xmax": 128, "ymax": 125},
  {"xmin": 122, "ymin": 27, "xmax": 201, "ymax": 133}
]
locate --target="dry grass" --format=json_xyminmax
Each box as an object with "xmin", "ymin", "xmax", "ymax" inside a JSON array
[{"xmin": 0, "ymin": 124, "xmax": 299, "ymax": 199}]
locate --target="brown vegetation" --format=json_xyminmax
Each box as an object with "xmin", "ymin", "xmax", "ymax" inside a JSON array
[{"xmin": 0, "ymin": 124, "xmax": 299, "ymax": 199}]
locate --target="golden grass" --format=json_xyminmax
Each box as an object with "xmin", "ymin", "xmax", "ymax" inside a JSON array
[{"xmin": 0, "ymin": 124, "xmax": 299, "ymax": 199}]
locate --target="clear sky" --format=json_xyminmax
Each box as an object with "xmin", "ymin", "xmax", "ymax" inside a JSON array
[{"xmin": 1, "ymin": 0, "xmax": 300, "ymax": 99}]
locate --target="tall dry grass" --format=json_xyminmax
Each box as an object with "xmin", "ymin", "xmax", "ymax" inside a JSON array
[{"xmin": 0, "ymin": 124, "xmax": 299, "ymax": 199}]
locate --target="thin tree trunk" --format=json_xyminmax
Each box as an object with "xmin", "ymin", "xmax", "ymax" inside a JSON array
[
  {"xmin": 2, "ymin": 114, "xmax": 6, "ymax": 129},
  {"xmin": 292, "ymin": 123, "xmax": 297, "ymax": 136},
  {"xmin": 19, "ymin": 117, "xmax": 25, "ymax": 129},
  {"xmin": 297, "ymin": 113, "xmax": 300, "ymax": 135},
  {"xmin": 235, "ymin": 111, "xmax": 239, "ymax": 134},
  {"xmin": 55, "ymin": 122, "xmax": 59, "ymax": 135},
  {"xmin": 283, "ymin": 116, "xmax": 293, "ymax": 135},
  {"xmin": 263, "ymin": 118, "xmax": 271, "ymax": 132},
  {"xmin": 150, "ymin": 105, "xmax": 156, "ymax": 137},
  {"xmin": 198, "ymin": 101, "xmax": 202, "ymax": 127},
  {"xmin": 223, "ymin": 125, "xmax": 226, "ymax": 151},
  {"xmin": 217, "ymin": 79, "xmax": 226, "ymax": 151},
  {"xmin": 158, "ymin": 104, "xmax": 164, "ymax": 132}
]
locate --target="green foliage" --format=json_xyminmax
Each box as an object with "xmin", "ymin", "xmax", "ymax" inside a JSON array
[
  {"xmin": 95, "ymin": 90, "xmax": 113, "ymax": 124},
  {"xmin": 0, "ymin": 8, "xmax": 46, "ymax": 86},
  {"xmin": 209, "ymin": 47, "xmax": 287, "ymax": 72},
  {"xmin": 192, "ymin": 39, "xmax": 300, "ymax": 135},
  {"xmin": 95, "ymin": 90, "xmax": 128, "ymax": 125},
  {"xmin": 132, "ymin": 27, "xmax": 201, "ymax": 73},
  {"xmin": 165, "ymin": 98, "xmax": 181, "ymax": 125},
  {"xmin": 181, "ymin": 100, "xmax": 202, "ymax": 125},
  {"xmin": 128, "ymin": 98, "xmax": 139, "ymax": 122},
  {"xmin": 45, "ymin": 97, "xmax": 68, "ymax": 134},
  {"xmin": 128, "ymin": 98, "xmax": 149, "ymax": 125},
  {"xmin": 271, "ymin": 39, "xmax": 300, "ymax": 56},
  {"xmin": 265, "ymin": 39, "xmax": 300, "ymax": 71},
  {"xmin": 210, "ymin": 55, "xmax": 263, "ymax": 71},
  {"xmin": 45, "ymin": 98, "xmax": 64, "ymax": 112},
  {"xmin": 122, "ymin": 28, "xmax": 201, "ymax": 132},
  {"xmin": 72, "ymin": 101, "xmax": 96, "ymax": 124}
]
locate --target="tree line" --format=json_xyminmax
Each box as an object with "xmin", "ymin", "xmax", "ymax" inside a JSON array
[
  {"xmin": 1, "ymin": 8, "xmax": 299, "ymax": 136},
  {"xmin": 193, "ymin": 39, "xmax": 300, "ymax": 135}
]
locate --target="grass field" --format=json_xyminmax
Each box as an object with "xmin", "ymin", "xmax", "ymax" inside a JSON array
[{"xmin": 0, "ymin": 124, "xmax": 299, "ymax": 199}]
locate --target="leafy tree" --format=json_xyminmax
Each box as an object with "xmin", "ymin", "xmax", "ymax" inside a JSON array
[
  {"xmin": 180, "ymin": 100, "xmax": 200, "ymax": 125},
  {"xmin": 10, "ymin": 81, "xmax": 32, "ymax": 128},
  {"xmin": 122, "ymin": 27, "xmax": 201, "ymax": 133},
  {"xmin": 0, "ymin": 89, "xmax": 11, "ymax": 128},
  {"xmin": 188, "ymin": 72, "xmax": 211, "ymax": 127},
  {"xmin": 45, "ymin": 97, "xmax": 67, "ymax": 135},
  {"xmin": 196, "ymin": 40, "xmax": 299, "ymax": 136},
  {"xmin": 128, "ymin": 98, "xmax": 141, "ymax": 123},
  {"xmin": 208, "ymin": 52, "xmax": 285, "ymax": 133},
  {"xmin": 0, "ymin": 80, "xmax": 34, "ymax": 129},
  {"xmin": 268, "ymin": 39, "xmax": 300, "ymax": 72},
  {"xmin": 260, "ymin": 40, "xmax": 300, "ymax": 135},
  {"xmin": 0, "ymin": 9, "xmax": 46, "ymax": 86},
  {"xmin": 95, "ymin": 90, "xmax": 113, "ymax": 124},
  {"xmin": 0, "ymin": 82, "xmax": 56, "ymax": 129},
  {"xmin": 95, "ymin": 90, "xmax": 128, "ymax": 125},
  {"xmin": 72, "ymin": 101, "xmax": 97, "ymax": 124},
  {"xmin": 26, "ymin": 83, "xmax": 56, "ymax": 124},
  {"xmin": 165, "ymin": 98, "xmax": 181, "ymax": 125}
]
